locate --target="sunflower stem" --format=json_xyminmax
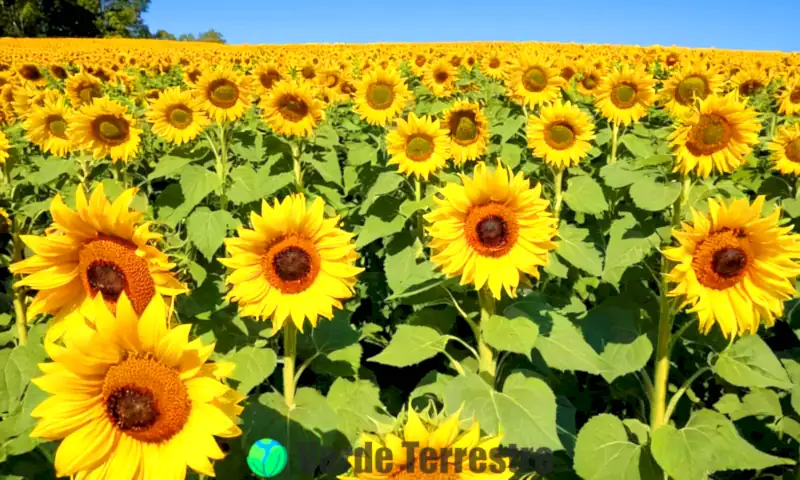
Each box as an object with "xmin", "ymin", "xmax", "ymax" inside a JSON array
[
  {"xmin": 112, "ymin": 161, "xmax": 125, "ymax": 185},
  {"xmin": 609, "ymin": 122, "xmax": 620, "ymax": 164},
  {"xmin": 11, "ymin": 224, "xmax": 27, "ymax": 346},
  {"xmin": 216, "ymin": 123, "xmax": 229, "ymax": 210},
  {"xmin": 415, "ymin": 177, "xmax": 424, "ymax": 243},
  {"xmin": 283, "ymin": 322, "xmax": 297, "ymax": 409},
  {"xmin": 476, "ymin": 288, "xmax": 497, "ymax": 381},
  {"xmin": 291, "ymin": 141, "xmax": 304, "ymax": 192},
  {"xmin": 553, "ymin": 167, "xmax": 564, "ymax": 219}
]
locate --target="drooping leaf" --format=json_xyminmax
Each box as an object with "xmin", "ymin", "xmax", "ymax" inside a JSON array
[
  {"xmin": 186, "ymin": 207, "xmax": 238, "ymax": 261},
  {"xmin": 227, "ymin": 346, "xmax": 278, "ymax": 395},
  {"xmin": 556, "ymin": 222, "xmax": 603, "ymax": 276},
  {"xmin": 482, "ymin": 315, "xmax": 539, "ymax": 360},
  {"xmin": 714, "ymin": 335, "xmax": 792, "ymax": 390},
  {"xmin": 369, "ymin": 325, "xmax": 448, "ymax": 367}
]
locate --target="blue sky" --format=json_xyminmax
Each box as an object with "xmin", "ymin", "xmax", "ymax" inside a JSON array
[{"xmin": 143, "ymin": 0, "xmax": 799, "ymax": 52}]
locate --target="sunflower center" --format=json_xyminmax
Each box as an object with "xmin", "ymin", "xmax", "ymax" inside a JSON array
[
  {"xmin": 522, "ymin": 67, "xmax": 547, "ymax": 92},
  {"xmin": 739, "ymin": 80, "xmax": 763, "ymax": 96},
  {"xmin": 561, "ymin": 66, "xmax": 576, "ymax": 80},
  {"xmin": 78, "ymin": 85, "xmax": 101, "ymax": 104},
  {"xmin": 188, "ymin": 70, "xmax": 201, "ymax": 84},
  {"xmin": 301, "ymin": 66, "xmax": 315, "ymax": 79},
  {"xmin": 79, "ymin": 236, "xmax": 156, "ymax": 314},
  {"xmin": 102, "ymin": 355, "xmax": 190, "ymax": 443},
  {"xmin": 92, "ymin": 115, "xmax": 130, "ymax": 146},
  {"xmin": 50, "ymin": 66, "xmax": 67, "ymax": 80},
  {"xmin": 676, "ymin": 75, "xmax": 708, "ymax": 105},
  {"xmin": 692, "ymin": 229, "xmax": 752, "ymax": 290},
  {"xmin": 687, "ymin": 113, "xmax": 732, "ymax": 156},
  {"xmin": 489, "ymin": 58, "xmax": 500, "ymax": 69},
  {"xmin": 47, "ymin": 116, "xmax": 68, "ymax": 139},
  {"xmin": 325, "ymin": 74, "xmax": 339, "ymax": 88},
  {"xmin": 582, "ymin": 74, "xmax": 597, "ymax": 90},
  {"xmin": 449, "ymin": 111, "xmax": 478, "ymax": 145},
  {"xmin": 277, "ymin": 94, "xmax": 309, "ymax": 122},
  {"xmin": 465, "ymin": 203, "xmax": 519, "ymax": 257},
  {"xmin": 545, "ymin": 122, "xmax": 576, "ymax": 150},
  {"xmin": 208, "ymin": 79, "xmax": 239, "ymax": 108},
  {"xmin": 406, "ymin": 135, "xmax": 435, "ymax": 161},
  {"xmin": 790, "ymin": 87, "xmax": 800, "ymax": 104},
  {"xmin": 434, "ymin": 70, "xmax": 449, "ymax": 84},
  {"xmin": 366, "ymin": 83, "xmax": 395, "ymax": 109},
  {"xmin": 786, "ymin": 139, "xmax": 800, "ymax": 163},
  {"xmin": 20, "ymin": 65, "xmax": 42, "ymax": 81},
  {"xmin": 263, "ymin": 235, "xmax": 321, "ymax": 294},
  {"xmin": 415, "ymin": 56, "xmax": 427, "ymax": 67},
  {"xmin": 666, "ymin": 54, "xmax": 679, "ymax": 66},
  {"xmin": 611, "ymin": 83, "xmax": 638, "ymax": 109},
  {"xmin": 167, "ymin": 106, "xmax": 193, "ymax": 129}
]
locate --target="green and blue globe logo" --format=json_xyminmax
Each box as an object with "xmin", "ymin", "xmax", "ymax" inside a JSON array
[{"xmin": 247, "ymin": 439, "xmax": 288, "ymax": 478}]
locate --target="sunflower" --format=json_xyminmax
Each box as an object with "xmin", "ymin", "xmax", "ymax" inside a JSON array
[
  {"xmin": 9, "ymin": 184, "xmax": 187, "ymax": 341},
  {"xmin": 410, "ymin": 52, "xmax": 429, "ymax": 77},
  {"xmin": 251, "ymin": 61, "xmax": 284, "ymax": 97},
  {"xmin": 527, "ymin": 100, "xmax": 595, "ymax": 169},
  {"xmin": 65, "ymin": 71, "xmax": 104, "ymax": 108},
  {"xmin": 426, "ymin": 162, "xmax": 557, "ymax": 299},
  {"xmin": 594, "ymin": 64, "xmax": 656, "ymax": 126},
  {"xmin": 16, "ymin": 63, "xmax": 47, "ymax": 87},
  {"xmin": 481, "ymin": 50, "xmax": 508, "ymax": 80},
  {"xmin": 145, "ymin": 87, "xmax": 210, "ymax": 145},
  {"xmin": 730, "ymin": 67, "xmax": 768, "ymax": 97},
  {"xmin": 68, "ymin": 96, "xmax": 142, "ymax": 163},
  {"xmin": 219, "ymin": 194, "xmax": 362, "ymax": 334},
  {"xmin": 659, "ymin": 63, "xmax": 724, "ymax": 118},
  {"xmin": 663, "ymin": 196, "xmax": 800, "ymax": 338},
  {"xmin": 768, "ymin": 123, "xmax": 800, "ymax": 175},
  {"xmin": 353, "ymin": 67, "xmax": 411, "ymax": 126},
  {"xmin": 386, "ymin": 113, "xmax": 450, "ymax": 180},
  {"xmin": 22, "ymin": 96, "xmax": 74, "ymax": 157},
  {"xmin": 669, "ymin": 93, "xmax": 761, "ymax": 178},
  {"xmin": 778, "ymin": 80, "xmax": 800, "ymax": 116},
  {"xmin": 31, "ymin": 293, "xmax": 244, "ymax": 479},
  {"xmin": 442, "ymin": 100, "xmax": 488, "ymax": 165},
  {"xmin": 0, "ymin": 129, "xmax": 9, "ymax": 164},
  {"xmin": 192, "ymin": 65, "xmax": 253, "ymax": 123},
  {"xmin": 339, "ymin": 407, "xmax": 513, "ymax": 480},
  {"xmin": 422, "ymin": 59, "xmax": 456, "ymax": 97},
  {"xmin": 48, "ymin": 64, "xmax": 68, "ymax": 81},
  {"xmin": 260, "ymin": 80, "xmax": 325, "ymax": 138},
  {"xmin": 182, "ymin": 63, "xmax": 204, "ymax": 88},
  {"xmin": 505, "ymin": 54, "xmax": 564, "ymax": 108}
]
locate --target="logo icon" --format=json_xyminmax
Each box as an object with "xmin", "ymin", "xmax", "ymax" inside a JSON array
[{"xmin": 247, "ymin": 438, "xmax": 288, "ymax": 478}]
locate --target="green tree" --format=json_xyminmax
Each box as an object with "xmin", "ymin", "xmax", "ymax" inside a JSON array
[
  {"xmin": 178, "ymin": 33, "xmax": 196, "ymax": 41},
  {"xmin": 196, "ymin": 28, "xmax": 225, "ymax": 44}
]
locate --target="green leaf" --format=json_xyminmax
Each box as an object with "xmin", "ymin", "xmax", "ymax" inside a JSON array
[
  {"xmin": 556, "ymin": 222, "xmax": 603, "ymax": 276},
  {"xmin": 384, "ymin": 243, "xmax": 439, "ymax": 297},
  {"xmin": 0, "ymin": 343, "xmax": 45, "ymax": 413},
  {"xmin": 306, "ymin": 150, "xmax": 342, "ymax": 186},
  {"xmin": 360, "ymin": 171, "xmax": 405, "ymax": 213},
  {"xmin": 313, "ymin": 125, "xmax": 340, "ymax": 148},
  {"xmin": 633, "ymin": 154, "xmax": 673, "ymax": 169},
  {"xmin": 574, "ymin": 414, "xmax": 659, "ymax": 480},
  {"xmin": 27, "ymin": 155, "xmax": 77, "ymax": 186},
  {"xmin": 298, "ymin": 310, "xmax": 362, "ymax": 377},
  {"xmin": 714, "ymin": 335, "xmax": 792, "ymax": 390},
  {"xmin": 148, "ymin": 154, "xmax": 194, "ymax": 180},
  {"xmin": 346, "ymin": 143, "xmax": 377, "ymax": 166},
  {"xmin": 158, "ymin": 165, "xmax": 221, "ymax": 226},
  {"xmin": 327, "ymin": 378, "xmax": 391, "ymax": 442},
  {"xmin": 496, "ymin": 115, "xmax": 525, "ymax": 143},
  {"xmin": 629, "ymin": 177, "xmax": 682, "ymax": 211},
  {"xmin": 582, "ymin": 304, "xmax": 653, "ymax": 383},
  {"xmin": 599, "ymin": 160, "xmax": 646, "ymax": 188},
  {"xmin": 227, "ymin": 166, "xmax": 293, "ymax": 205},
  {"xmin": 500, "ymin": 142, "xmax": 523, "ymax": 169},
  {"xmin": 444, "ymin": 371, "xmax": 563, "ymax": 451},
  {"xmin": 186, "ymin": 207, "xmax": 237, "ymax": 261},
  {"xmin": 355, "ymin": 213, "xmax": 406, "ymax": 249},
  {"xmin": 100, "ymin": 179, "xmax": 147, "ymax": 212},
  {"xmin": 227, "ymin": 346, "xmax": 278, "ymax": 395},
  {"xmin": 482, "ymin": 315, "xmax": 539, "ymax": 359},
  {"xmin": 621, "ymin": 135, "xmax": 655, "ymax": 158},
  {"xmin": 563, "ymin": 176, "xmax": 608, "ymax": 214},
  {"xmin": 715, "ymin": 389, "xmax": 782, "ymax": 421},
  {"xmin": 602, "ymin": 212, "xmax": 660, "ymax": 285},
  {"xmin": 650, "ymin": 409, "xmax": 794, "ymax": 480},
  {"xmin": 369, "ymin": 325, "xmax": 448, "ymax": 367}
]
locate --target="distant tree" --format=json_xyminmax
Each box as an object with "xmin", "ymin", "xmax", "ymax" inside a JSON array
[
  {"xmin": 153, "ymin": 29, "xmax": 176, "ymax": 40},
  {"xmin": 178, "ymin": 33, "xmax": 196, "ymax": 41},
  {"xmin": 196, "ymin": 29, "xmax": 225, "ymax": 44},
  {"xmin": 0, "ymin": 0, "xmax": 151, "ymax": 38}
]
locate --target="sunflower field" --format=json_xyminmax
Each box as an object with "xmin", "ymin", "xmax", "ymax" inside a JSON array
[{"xmin": 2, "ymin": 37, "xmax": 800, "ymax": 480}]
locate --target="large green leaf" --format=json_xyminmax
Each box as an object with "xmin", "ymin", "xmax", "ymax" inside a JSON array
[
  {"xmin": 306, "ymin": 150, "xmax": 343, "ymax": 186},
  {"xmin": 360, "ymin": 171, "xmax": 405, "ymax": 213},
  {"xmin": 0, "ymin": 343, "xmax": 45, "ymax": 414},
  {"xmin": 227, "ymin": 165, "xmax": 293, "ymax": 205},
  {"xmin": 582, "ymin": 304, "xmax": 653, "ymax": 383},
  {"xmin": 327, "ymin": 378, "xmax": 391, "ymax": 442},
  {"xmin": 714, "ymin": 335, "xmax": 792, "ymax": 390},
  {"xmin": 186, "ymin": 207, "xmax": 238, "ymax": 261},
  {"xmin": 574, "ymin": 414, "xmax": 661, "ymax": 480},
  {"xmin": 599, "ymin": 160, "xmax": 646, "ymax": 188},
  {"xmin": 227, "ymin": 346, "xmax": 278, "ymax": 395},
  {"xmin": 563, "ymin": 176, "xmax": 608, "ymax": 215},
  {"xmin": 369, "ymin": 325, "xmax": 448, "ymax": 367},
  {"xmin": 482, "ymin": 314, "xmax": 539, "ymax": 360},
  {"xmin": 602, "ymin": 212, "xmax": 659, "ymax": 286},
  {"xmin": 148, "ymin": 154, "xmax": 194, "ymax": 180},
  {"xmin": 621, "ymin": 135, "xmax": 655, "ymax": 158},
  {"xmin": 556, "ymin": 222, "xmax": 603, "ymax": 276},
  {"xmin": 297, "ymin": 310, "xmax": 362, "ymax": 377},
  {"xmin": 355, "ymin": 212, "xmax": 406, "ymax": 248},
  {"xmin": 383, "ymin": 243, "xmax": 439, "ymax": 297},
  {"xmin": 629, "ymin": 177, "xmax": 682, "ymax": 211}
]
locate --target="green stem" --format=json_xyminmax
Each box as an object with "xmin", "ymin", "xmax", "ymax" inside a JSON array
[
  {"xmin": 769, "ymin": 113, "xmax": 778, "ymax": 139},
  {"xmin": 11, "ymin": 227, "xmax": 27, "ymax": 346},
  {"xmin": 216, "ymin": 123, "xmax": 229, "ymax": 210},
  {"xmin": 113, "ymin": 161, "xmax": 125, "ymax": 185},
  {"xmin": 609, "ymin": 122, "xmax": 620, "ymax": 164},
  {"xmin": 553, "ymin": 167, "xmax": 564, "ymax": 219},
  {"xmin": 476, "ymin": 288, "xmax": 497, "ymax": 380},
  {"xmin": 78, "ymin": 155, "xmax": 90, "ymax": 192},
  {"xmin": 291, "ymin": 141, "xmax": 304, "ymax": 193},
  {"xmin": 283, "ymin": 322, "xmax": 297, "ymax": 409},
  {"xmin": 663, "ymin": 367, "xmax": 711, "ymax": 424},
  {"xmin": 415, "ymin": 178, "xmax": 424, "ymax": 243}
]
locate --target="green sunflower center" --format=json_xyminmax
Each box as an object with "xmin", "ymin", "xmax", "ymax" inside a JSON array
[
  {"xmin": 785, "ymin": 139, "xmax": 800, "ymax": 163},
  {"xmin": 78, "ymin": 85, "xmax": 101, "ymax": 104},
  {"xmin": 167, "ymin": 106, "xmax": 193, "ymax": 129},
  {"xmin": 450, "ymin": 112, "xmax": 478, "ymax": 145},
  {"xmin": 522, "ymin": 67, "xmax": 547, "ymax": 92},
  {"xmin": 277, "ymin": 94, "xmax": 309, "ymax": 122},
  {"xmin": 676, "ymin": 75, "xmax": 708, "ymax": 105},
  {"xmin": 92, "ymin": 115, "xmax": 130, "ymax": 146},
  {"xmin": 545, "ymin": 122, "xmax": 576, "ymax": 150},
  {"xmin": 47, "ymin": 116, "xmax": 68, "ymax": 139},
  {"xmin": 273, "ymin": 246, "xmax": 312, "ymax": 282},
  {"xmin": 406, "ymin": 135, "xmax": 434, "ymax": 161},
  {"xmin": 687, "ymin": 113, "xmax": 732, "ymax": 156},
  {"xmin": 208, "ymin": 79, "xmax": 239, "ymax": 108},
  {"xmin": 366, "ymin": 83, "xmax": 394, "ymax": 109},
  {"xmin": 611, "ymin": 83, "xmax": 638, "ymax": 109}
]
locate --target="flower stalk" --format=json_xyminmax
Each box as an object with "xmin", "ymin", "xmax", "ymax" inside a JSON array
[{"xmin": 283, "ymin": 322, "xmax": 298, "ymax": 409}]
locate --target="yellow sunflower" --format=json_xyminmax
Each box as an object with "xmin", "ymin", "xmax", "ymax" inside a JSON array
[
  {"xmin": 251, "ymin": 61, "xmax": 284, "ymax": 97},
  {"xmin": 778, "ymin": 80, "xmax": 800, "ymax": 116},
  {"xmin": 22, "ymin": 96, "xmax": 74, "ymax": 157},
  {"xmin": 145, "ymin": 87, "xmax": 210, "ymax": 145},
  {"xmin": 16, "ymin": 63, "xmax": 47, "ymax": 87},
  {"xmin": 219, "ymin": 194, "xmax": 362, "ymax": 334},
  {"xmin": 442, "ymin": 100, "xmax": 489, "ymax": 165},
  {"xmin": 192, "ymin": 65, "xmax": 253, "ymax": 124},
  {"xmin": 31, "ymin": 293, "xmax": 244, "ymax": 479},
  {"xmin": 426, "ymin": 162, "xmax": 557, "ymax": 299},
  {"xmin": 65, "ymin": 71, "xmax": 104, "ymax": 108},
  {"xmin": 260, "ymin": 80, "xmax": 325, "ymax": 138},
  {"xmin": 768, "ymin": 123, "xmax": 800, "ymax": 175},
  {"xmin": 594, "ymin": 64, "xmax": 656, "ymax": 126},
  {"xmin": 505, "ymin": 54, "xmax": 564, "ymax": 108},
  {"xmin": 353, "ymin": 67, "xmax": 411, "ymax": 126},
  {"xmin": 0, "ymin": 129, "xmax": 9, "ymax": 164},
  {"xmin": 730, "ymin": 67, "xmax": 768, "ymax": 98},
  {"xmin": 527, "ymin": 100, "xmax": 595, "ymax": 169},
  {"xmin": 659, "ymin": 62, "xmax": 724, "ymax": 118},
  {"xmin": 664, "ymin": 196, "xmax": 800, "ymax": 338},
  {"xmin": 339, "ymin": 407, "xmax": 513, "ymax": 480},
  {"xmin": 68, "ymin": 96, "xmax": 142, "ymax": 163},
  {"xmin": 669, "ymin": 93, "xmax": 761, "ymax": 178},
  {"xmin": 182, "ymin": 63, "xmax": 204, "ymax": 88},
  {"xmin": 9, "ymin": 184, "xmax": 187, "ymax": 341},
  {"xmin": 481, "ymin": 50, "xmax": 508, "ymax": 80},
  {"xmin": 48, "ymin": 64, "xmax": 68, "ymax": 81},
  {"xmin": 386, "ymin": 113, "xmax": 450, "ymax": 180},
  {"xmin": 422, "ymin": 59, "xmax": 456, "ymax": 98},
  {"xmin": 410, "ymin": 52, "xmax": 429, "ymax": 77}
]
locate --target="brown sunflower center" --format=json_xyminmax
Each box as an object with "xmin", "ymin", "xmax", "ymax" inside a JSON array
[
  {"xmin": 277, "ymin": 94, "xmax": 309, "ymax": 122},
  {"xmin": 167, "ymin": 105, "xmax": 193, "ymax": 129},
  {"xmin": 260, "ymin": 70, "xmax": 281, "ymax": 90},
  {"xmin": 434, "ymin": 70, "xmax": 449, "ymax": 84},
  {"xmin": 611, "ymin": 83, "xmax": 638, "ymax": 109},
  {"xmin": 50, "ymin": 66, "xmax": 68, "ymax": 80},
  {"xmin": 340, "ymin": 81, "xmax": 357, "ymax": 95},
  {"xmin": 666, "ymin": 54, "xmax": 679, "ymax": 66},
  {"xmin": 739, "ymin": 80, "xmax": 763, "ymax": 96},
  {"xmin": 187, "ymin": 70, "xmax": 201, "ymax": 84},
  {"xmin": 263, "ymin": 235, "xmax": 321, "ymax": 294},
  {"xmin": 47, "ymin": 115, "xmax": 68, "ymax": 139},
  {"xmin": 561, "ymin": 66, "xmax": 576, "ymax": 80},
  {"xmin": 582, "ymin": 74, "xmax": 598, "ymax": 90},
  {"xmin": 301, "ymin": 66, "xmax": 315, "ymax": 79},
  {"xmin": 789, "ymin": 87, "xmax": 800, "ymax": 104},
  {"xmin": 78, "ymin": 84, "xmax": 101, "ymax": 104},
  {"xmin": 78, "ymin": 236, "xmax": 156, "ymax": 314},
  {"xmin": 522, "ymin": 67, "xmax": 547, "ymax": 92},
  {"xmin": 676, "ymin": 75, "xmax": 708, "ymax": 105},
  {"xmin": 449, "ymin": 111, "xmax": 478, "ymax": 145},
  {"xmin": 545, "ymin": 122, "xmax": 576, "ymax": 150},
  {"xmin": 686, "ymin": 113, "xmax": 732, "ymax": 156},
  {"xmin": 19, "ymin": 64, "xmax": 42, "ymax": 81},
  {"xmin": 366, "ymin": 82, "xmax": 395, "ymax": 109},
  {"xmin": 102, "ymin": 355, "xmax": 190, "ymax": 443},
  {"xmin": 208, "ymin": 79, "xmax": 239, "ymax": 108},
  {"xmin": 92, "ymin": 115, "xmax": 130, "ymax": 146},
  {"xmin": 692, "ymin": 229, "xmax": 751, "ymax": 290},
  {"xmin": 786, "ymin": 139, "xmax": 800, "ymax": 163},
  {"xmin": 489, "ymin": 58, "xmax": 500, "ymax": 69},
  {"xmin": 415, "ymin": 56, "xmax": 427, "ymax": 67},
  {"xmin": 325, "ymin": 74, "xmax": 339, "ymax": 88},
  {"xmin": 465, "ymin": 203, "xmax": 519, "ymax": 257},
  {"xmin": 406, "ymin": 135, "xmax": 435, "ymax": 161}
]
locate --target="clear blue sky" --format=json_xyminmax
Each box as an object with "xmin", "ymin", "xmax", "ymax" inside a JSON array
[{"xmin": 143, "ymin": 0, "xmax": 799, "ymax": 52}]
